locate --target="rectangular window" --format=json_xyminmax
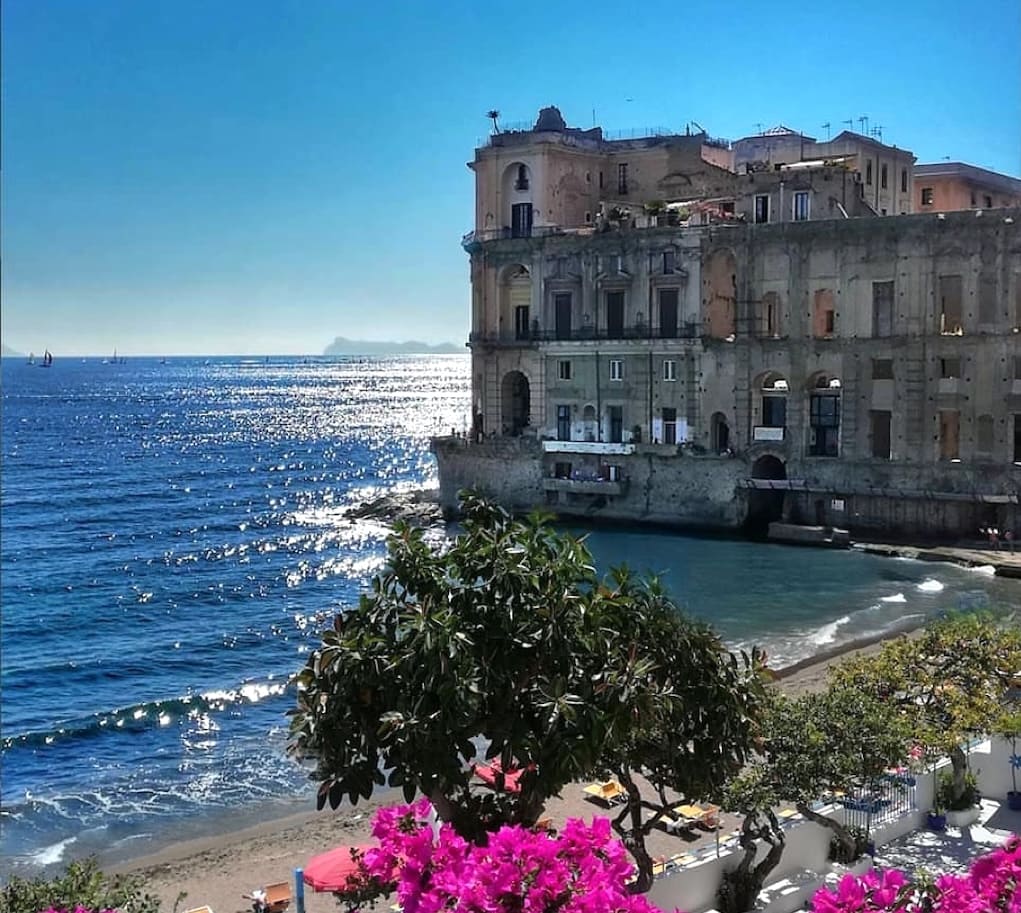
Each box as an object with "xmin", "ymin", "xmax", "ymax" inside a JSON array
[
  {"xmin": 663, "ymin": 249, "xmax": 675, "ymax": 274},
  {"xmin": 872, "ymin": 358, "xmax": 894, "ymax": 380},
  {"xmin": 866, "ymin": 161, "xmax": 873, "ymax": 185},
  {"xmin": 608, "ymin": 406, "xmax": 623, "ymax": 443},
  {"xmin": 872, "ymin": 281, "xmax": 894, "ymax": 336},
  {"xmin": 762, "ymin": 396, "xmax": 787, "ymax": 428},
  {"xmin": 901, "ymin": 168, "xmax": 908, "ymax": 193},
  {"xmin": 609, "ymin": 359, "xmax": 623, "ymax": 382},
  {"xmin": 617, "ymin": 163, "xmax": 629, "ymax": 194},
  {"xmin": 663, "ymin": 359, "xmax": 677, "ymax": 382},
  {"xmin": 921, "ymin": 187, "xmax": 934, "ymax": 206},
  {"xmin": 1014, "ymin": 356, "xmax": 1021, "ymax": 380},
  {"xmin": 813, "ymin": 289, "xmax": 836, "ymax": 338},
  {"xmin": 557, "ymin": 359, "xmax": 572, "ymax": 381},
  {"xmin": 984, "ymin": 195, "xmax": 993, "ymax": 209},
  {"xmin": 554, "ymin": 461, "xmax": 572, "ymax": 479},
  {"xmin": 514, "ymin": 305, "xmax": 531, "ymax": 340},
  {"xmin": 754, "ymin": 194, "xmax": 770, "ymax": 224},
  {"xmin": 939, "ymin": 275, "xmax": 963, "ymax": 334},
  {"xmin": 599, "ymin": 171, "xmax": 604, "ymax": 189},
  {"xmin": 940, "ymin": 357, "xmax": 961, "ymax": 378},
  {"xmin": 662, "ymin": 407, "xmax": 677, "ymax": 446},
  {"xmin": 658, "ymin": 288, "xmax": 678, "ymax": 339},
  {"xmin": 870, "ymin": 410, "xmax": 892, "ymax": 460},
  {"xmin": 939, "ymin": 410, "xmax": 960, "ymax": 460},
  {"xmin": 606, "ymin": 291, "xmax": 625, "ymax": 339},
  {"xmin": 554, "ymin": 292, "xmax": 573, "ymax": 340},
  {"xmin": 809, "ymin": 394, "xmax": 840, "ymax": 456},
  {"xmin": 793, "ymin": 191, "xmax": 810, "ymax": 221},
  {"xmin": 556, "ymin": 405, "xmax": 571, "ymax": 442},
  {"xmin": 979, "ymin": 275, "xmax": 997, "ymax": 324},
  {"xmin": 881, "ymin": 163, "xmax": 888, "ymax": 189}
]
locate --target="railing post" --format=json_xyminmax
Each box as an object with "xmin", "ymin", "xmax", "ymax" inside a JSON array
[{"xmin": 294, "ymin": 869, "xmax": 305, "ymax": 913}]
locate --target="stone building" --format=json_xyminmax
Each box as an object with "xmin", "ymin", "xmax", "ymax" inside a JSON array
[{"xmin": 435, "ymin": 109, "xmax": 1021, "ymax": 539}]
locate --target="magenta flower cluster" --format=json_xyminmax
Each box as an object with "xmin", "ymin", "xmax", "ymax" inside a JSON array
[
  {"xmin": 812, "ymin": 834, "xmax": 1021, "ymax": 913},
  {"xmin": 360, "ymin": 799, "xmax": 665, "ymax": 913}
]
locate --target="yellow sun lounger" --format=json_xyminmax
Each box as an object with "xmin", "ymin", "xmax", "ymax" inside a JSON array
[{"xmin": 582, "ymin": 780, "xmax": 626, "ymax": 804}]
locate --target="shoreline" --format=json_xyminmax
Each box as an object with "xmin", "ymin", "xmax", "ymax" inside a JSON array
[{"xmin": 104, "ymin": 617, "xmax": 932, "ymax": 912}]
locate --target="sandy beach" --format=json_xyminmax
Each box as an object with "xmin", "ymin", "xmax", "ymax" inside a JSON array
[{"xmin": 112, "ymin": 627, "xmax": 910, "ymax": 913}]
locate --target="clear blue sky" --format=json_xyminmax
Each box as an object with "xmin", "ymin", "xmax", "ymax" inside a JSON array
[{"xmin": 3, "ymin": 0, "xmax": 1019, "ymax": 356}]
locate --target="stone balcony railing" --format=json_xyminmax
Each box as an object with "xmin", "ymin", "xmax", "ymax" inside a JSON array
[{"xmin": 469, "ymin": 324, "xmax": 699, "ymax": 346}]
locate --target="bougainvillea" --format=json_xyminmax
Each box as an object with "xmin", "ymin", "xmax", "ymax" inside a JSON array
[
  {"xmin": 354, "ymin": 798, "xmax": 664, "ymax": 913},
  {"xmin": 811, "ymin": 834, "xmax": 1021, "ymax": 913}
]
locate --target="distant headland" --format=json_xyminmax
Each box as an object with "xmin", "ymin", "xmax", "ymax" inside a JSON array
[
  {"xmin": 1, "ymin": 343, "xmax": 25, "ymax": 358},
  {"xmin": 323, "ymin": 337, "xmax": 462, "ymax": 356}
]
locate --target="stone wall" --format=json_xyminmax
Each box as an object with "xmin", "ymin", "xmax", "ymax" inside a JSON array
[{"xmin": 431, "ymin": 436, "xmax": 544, "ymax": 515}]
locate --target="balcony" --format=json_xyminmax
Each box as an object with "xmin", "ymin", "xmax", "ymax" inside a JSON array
[
  {"xmin": 543, "ymin": 440, "xmax": 636, "ymax": 455},
  {"xmin": 753, "ymin": 426, "xmax": 786, "ymax": 442},
  {"xmin": 469, "ymin": 324, "xmax": 699, "ymax": 346},
  {"xmin": 543, "ymin": 477, "xmax": 629, "ymax": 496}
]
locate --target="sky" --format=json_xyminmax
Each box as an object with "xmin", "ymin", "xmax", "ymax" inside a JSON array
[{"xmin": 2, "ymin": 0, "xmax": 1019, "ymax": 356}]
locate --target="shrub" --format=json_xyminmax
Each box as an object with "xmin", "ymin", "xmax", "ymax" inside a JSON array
[
  {"xmin": 0, "ymin": 858, "xmax": 166, "ymax": 913},
  {"xmin": 938, "ymin": 768, "xmax": 980, "ymax": 812},
  {"xmin": 828, "ymin": 827, "xmax": 870, "ymax": 865}
]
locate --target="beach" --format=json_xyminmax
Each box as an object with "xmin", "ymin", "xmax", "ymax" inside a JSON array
[{"xmin": 115, "ymin": 627, "xmax": 906, "ymax": 913}]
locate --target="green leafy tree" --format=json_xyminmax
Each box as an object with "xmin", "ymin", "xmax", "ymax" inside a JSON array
[
  {"xmin": 831, "ymin": 614, "xmax": 1021, "ymax": 808},
  {"xmin": 289, "ymin": 493, "xmax": 767, "ymax": 893},
  {"xmin": 716, "ymin": 767, "xmax": 786, "ymax": 913},
  {"xmin": 763, "ymin": 686, "xmax": 911, "ymax": 859},
  {"xmin": 0, "ymin": 858, "xmax": 172, "ymax": 913}
]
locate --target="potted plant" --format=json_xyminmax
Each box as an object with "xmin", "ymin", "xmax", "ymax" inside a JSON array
[
  {"xmin": 938, "ymin": 768, "xmax": 981, "ymax": 828},
  {"xmin": 997, "ymin": 710, "xmax": 1021, "ymax": 811}
]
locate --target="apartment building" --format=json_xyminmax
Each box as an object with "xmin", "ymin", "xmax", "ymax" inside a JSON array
[
  {"xmin": 914, "ymin": 162, "xmax": 1021, "ymax": 213},
  {"xmin": 434, "ymin": 109, "xmax": 1021, "ymax": 538}
]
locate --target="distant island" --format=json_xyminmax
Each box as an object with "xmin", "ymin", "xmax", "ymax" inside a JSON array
[
  {"xmin": 1, "ymin": 343, "xmax": 24, "ymax": 358},
  {"xmin": 323, "ymin": 337, "xmax": 462, "ymax": 356}
]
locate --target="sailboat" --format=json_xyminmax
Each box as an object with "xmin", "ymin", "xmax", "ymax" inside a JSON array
[
  {"xmin": 39, "ymin": 350, "xmax": 53, "ymax": 368},
  {"xmin": 27, "ymin": 352, "xmax": 35, "ymax": 366}
]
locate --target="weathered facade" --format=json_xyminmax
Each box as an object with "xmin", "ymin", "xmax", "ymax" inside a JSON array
[{"xmin": 434, "ymin": 110, "xmax": 1021, "ymax": 538}]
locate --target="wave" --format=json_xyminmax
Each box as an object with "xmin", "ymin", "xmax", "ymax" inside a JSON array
[
  {"xmin": 880, "ymin": 593, "xmax": 907, "ymax": 603},
  {"xmin": 28, "ymin": 835, "xmax": 77, "ymax": 866},
  {"xmin": 917, "ymin": 579, "xmax": 945, "ymax": 593},
  {"xmin": 2, "ymin": 678, "xmax": 291, "ymax": 751},
  {"xmin": 808, "ymin": 614, "xmax": 852, "ymax": 646}
]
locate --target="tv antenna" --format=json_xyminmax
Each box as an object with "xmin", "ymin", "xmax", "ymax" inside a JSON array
[
  {"xmin": 870, "ymin": 124, "xmax": 884, "ymax": 143},
  {"xmin": 858, "ymin": 114, "xmax": 870, "ymax": 135},
  {"xmin": 754, "ymin": 122, "xmax": 764, "ymax": 134},
  {"xmin": 821, "ymin": 121, "xmax": 831, "ymax": 140},
  {"xmin": 842, "ymin": 118, "xmax": 854, "ymax": 130}
]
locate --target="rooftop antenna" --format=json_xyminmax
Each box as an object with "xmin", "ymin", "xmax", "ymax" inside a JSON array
[
  {"xmin": 690, "ymin": 120, "xmax": 706, "ymax": 134},
  {"xmin": 821, "ymin": 121, "xmax": 832, "ymax": 140},
  {"xmin": 754, "ymin": 122, "xmax": 765, "ymax": 134},
  {"xmin": 858, "ymin": 114, "xmax": 870, "ymax": 135},
  {"xmin": 842, "ymin": 118, "xmax": 854, "ymax": 131},
  {"xmin": 871, "ymin": 124, "xmax": 884, "ymax": 143}
]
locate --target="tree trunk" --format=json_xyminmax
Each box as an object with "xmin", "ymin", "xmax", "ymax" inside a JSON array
[
  {"xmin": 796, "ymin": 802, "xmax": 856, "ymax": 860},
  {"xmin": 721, "ymin": 814, "xmax": 785, "ymax": 913},
  {"xmin": 611, "ymin": 770, "xmax": 654, "ymax": 895},
  {"xmin": 950, "ymin": 746, "xmax": 967, "ymax": 806}
]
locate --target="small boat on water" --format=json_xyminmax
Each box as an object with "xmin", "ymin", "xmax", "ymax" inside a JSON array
[
  {"xmin": 39, "ymin": 350, "xmax": 53, "ymax": 368},
  {"xmin": 27, "ymin": 352, "xmax": 35, "ymax": 366}
]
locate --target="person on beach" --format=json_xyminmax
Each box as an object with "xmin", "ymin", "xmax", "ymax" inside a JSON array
[
  {"xmin": 1006, "ymin": 528, "xmax": 1015, "ymax": 552},
  {"xmin": 989, "ymin": 527, "xmax": 1000, "ymax": 550}
]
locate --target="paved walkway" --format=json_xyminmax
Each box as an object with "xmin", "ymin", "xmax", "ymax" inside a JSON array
[
  {"xmin": 874, "ymin": 800, "xmax": 1021, "ymax": 876},
  {"xmin": 856, "ymin": 543, "xmax": 1021, "ymax": 578}
]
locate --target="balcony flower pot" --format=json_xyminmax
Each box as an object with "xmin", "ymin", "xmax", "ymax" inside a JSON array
[
  {"xmin": 1008, "ymin": 791, "xmax": 1021, "ymax": 811},
  {"xmin": 945, "ymin": 805, "xmax": 981, "ymax": 828},
  {"xmin": 927, "ymin": 811, "xmax": 947, "ymax": 831}
]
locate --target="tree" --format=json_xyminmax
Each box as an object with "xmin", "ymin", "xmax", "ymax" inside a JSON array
[
  {"xmin": 0, "ymin": 858, "xmax": 170, "ymax": 913},
  {"xmin": 830, "ymin": 614, "xmax": 1021, "ymax": 808},
  {"xmin": 590, "ymin": 570, "xmax": 768, "ymax": 893},
  {"xmin": 289, "ymin": 493, "xmax": 767, "ymax": 892},
  {"xmin": 764, "ymin": 686, "xmax": 911, "ymax": 860},
  {"xmin": 716, "ymin": 766, "xmax": 787, "ymax": 913},
  {"xmin": 486, "ymin": 109, "xmax": 501, "ymax": 134}
]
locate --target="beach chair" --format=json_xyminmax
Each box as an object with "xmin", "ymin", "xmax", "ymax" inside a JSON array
[
  {"xmin": 582, "ymin": 780, "xmax": 625, "ymax": 805},
  {"xmin": 696, "ymin": 803, "xmax": 721, "ymax": 829},
  {"xmin": 184, "ymin": 907, "xmax": 214, "ymax": 913},
  {"xmin": 263, "ymin": 882, "xmax": 291, "ymax": 913},
  {"xmin": 535, "ymin": 816, "xmax": 553, "ymax": 831}
]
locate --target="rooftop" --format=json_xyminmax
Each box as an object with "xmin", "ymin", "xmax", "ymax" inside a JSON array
[{"xmin": 913, "ymin": 161, "xmax": 1021, "ymax": 195}]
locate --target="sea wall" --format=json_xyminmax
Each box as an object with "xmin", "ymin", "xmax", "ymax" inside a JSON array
[{"xmin": 431, "ymin": 436, "xmax": 544, "ymax": 515}]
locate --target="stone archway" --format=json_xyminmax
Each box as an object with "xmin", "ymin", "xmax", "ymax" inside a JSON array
[
  {"xmin": 745, "ymin": 454, "xmax": 786, "ymax": 534},
  {"xmin": 501, "ymin": 371, "xmax": 530, "ymax": 436}
]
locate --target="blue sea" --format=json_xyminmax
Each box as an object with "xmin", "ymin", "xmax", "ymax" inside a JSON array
[{"xmin": 2, "ymin": 355, "xmax": 1019, "ymax": 872}]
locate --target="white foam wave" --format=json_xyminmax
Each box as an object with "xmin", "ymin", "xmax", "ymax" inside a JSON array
[
  {"xmin": 880, "ymin": 593, "xmax": 907, "ymax": 603},
  {"xmin": 966, "ymin": 564, "xmax": 996, "ymax": 576},
  {"xmin": 809, "ymin": 615, "xmax": 852, "ymax": 646},
  {"xmin": 30, "ymin": 835, "xmax": 77, "ymax": 866},
  {"xmin": 917, "ymin": 579, "xmax": 944, "ymax": 593}
]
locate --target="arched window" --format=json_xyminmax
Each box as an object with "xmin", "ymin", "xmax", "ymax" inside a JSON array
[
  {"xmin": 515, "ymin": 164, "xmax": 529, "ymax": 191},
  {"xmin": 760, "ymin": 373, "xmax": 788, "ymax": 431},
  {"xmin": 808, "ymin": 373, "xmax": 841, "ymax": 456},
  {"xmin": 711, "ymin": 413, "xmax": 731, "ymax": 454}
]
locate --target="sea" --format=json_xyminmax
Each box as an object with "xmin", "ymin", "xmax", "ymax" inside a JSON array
[{"xmin": 2, "ymin": 354, "xmax": 1019, "ymax": 873}]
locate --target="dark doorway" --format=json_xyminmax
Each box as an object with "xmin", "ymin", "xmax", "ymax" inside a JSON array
[
  {"xmin": 555, "ymin": 294, "xmax": 572, "ymax": 340},
  {"xmin": 501, "ymin": 371, "xmax": 530, "ymax": 436},
  {"xmin": 514, "ymin": 305, "xmax": 531, "ymax": 340},
  {"xmin": 511, "ymin": 203, "xmax": 532, "ymax": 238},
  {"xmin": 745, "ymin": 454, "xmax": 786, "ymax": 536},
  {"xmin": 658, "ymin": 289, "xmax": 678, "ymax": 338},
  {"xmin": 606, "ymin": 292, "xmax": 625, "ymax": 338}
]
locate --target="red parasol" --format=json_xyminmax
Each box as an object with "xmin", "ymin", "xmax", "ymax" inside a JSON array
[{"xmin": 303, "ymin": 844, "xmax": 374, "ymax": 893}]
